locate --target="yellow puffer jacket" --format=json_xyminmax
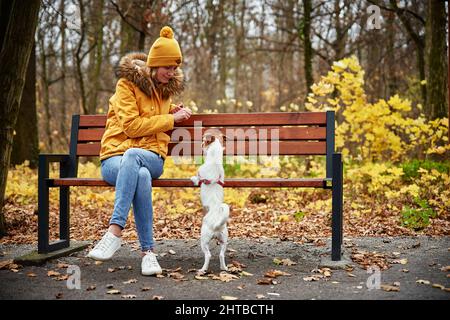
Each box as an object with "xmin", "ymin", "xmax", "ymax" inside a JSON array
[{"xmin": 100, "ymin": 52, "xmax": 184, "ymax": 160}]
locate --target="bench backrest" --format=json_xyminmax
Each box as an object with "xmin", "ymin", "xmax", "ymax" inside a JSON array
[{"xmin": 69, "ymin": 111, "xmax": 335, "ymax": 178}]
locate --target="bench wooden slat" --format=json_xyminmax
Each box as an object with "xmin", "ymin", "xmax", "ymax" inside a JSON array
[
  {"xmin": 77, "ymin": 141, "xmax": 326, "ymax": 156},
  {"xmin": 78, "ymin": 112, "xmax": 327, "ymax": 127},
  {"xmin": 78, "ymin": 127, "xmax": 327, "ymax": 142},
  {"xmin": 51, "ymin": 178, "xmax": 325, "ymax": 188}
]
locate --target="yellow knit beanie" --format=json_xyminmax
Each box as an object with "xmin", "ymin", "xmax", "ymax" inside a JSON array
[{"xmin": 147, "ymin": 26, "xmax": 182, "ymax": 67}]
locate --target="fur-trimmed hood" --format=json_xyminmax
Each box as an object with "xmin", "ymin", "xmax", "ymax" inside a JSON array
[{"xmin": 115, "ymin": 52, "xmax": 184, "ymax": 100}]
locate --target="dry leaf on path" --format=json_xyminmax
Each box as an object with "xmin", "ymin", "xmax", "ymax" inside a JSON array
[
  {"xmin": 381, "ymin": 284, "xmax": 400, "ymax": 292},
  {"xmin": 123, "ymin": 279, "xmax": 138, "ymax": 284},
  {"xmin": 222, "ymin": 295, "xmax": 238, "ymax": 300},
  {"xmin": 257, "ymin": 278, "xmax": 274, "ymax": 285},
  {"xmin": 107, "ymin": 289, "xmax": 121, "ymax": 295},
  {"xmin": 152, "ymin": 295, "xmax": 164, "ymax": 300},
  {"xmin": 122, "ymin": 294, "xmax": 137, "ymax": 299},
  {"xmin": 416, "ymin": 279, "xmax": 430, "ymax": 285},
  {"xmin": 432, "ymin": 284, "xmax": 445, "ymax": 290},
  {"xmin": 264, "ymin": 269, "xmax": 291, "ymax": 278},
  {"xmin": 47, "ymin": 270, "xmax": 61, "ymax": 277}
]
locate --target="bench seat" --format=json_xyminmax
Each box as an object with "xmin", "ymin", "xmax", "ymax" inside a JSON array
[{"xmin": 50, "ymin": 177, "xmax": 328, "ymax": 188}]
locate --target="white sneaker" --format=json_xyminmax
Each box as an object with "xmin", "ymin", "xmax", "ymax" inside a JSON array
[
  {"xmin": 141, "ymin": 252, "xmax": 162, "ymax": 276},
  {"xmin": 87, "ymin": 231, "xmax": 121, "ymax": 261}
]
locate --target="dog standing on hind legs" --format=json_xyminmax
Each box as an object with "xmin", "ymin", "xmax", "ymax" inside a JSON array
[{"xmin": 191, "ymin": 133, "xmax": 230, "ymax": 274}]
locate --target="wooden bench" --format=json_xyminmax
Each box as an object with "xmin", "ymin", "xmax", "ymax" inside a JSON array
[{"xmin": 38, "ymin": 111, "xmax": 343, "ymax": 260}]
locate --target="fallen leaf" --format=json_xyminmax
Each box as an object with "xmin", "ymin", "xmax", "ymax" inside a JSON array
[
  {"xmin": 432, "ymin": 284, "xmax": 445, "ymax": 290},
  {"xmin": 256, "ymin": 294, "xmax": 265, "ymax": 299},
  {"xmin": 0, "ymin": 259, "xmax": 13, "ymax": 270},
  {"xmin": 107, "ymin": 268, "xmax": 116, "ymax": 273},
  {"xmin": 94, "ymin": 261, "xmax": 103, "ymax": 265},
  {"xmin": 159, "ymin": 253, "xmax": 167, "ymax": 257},
  {"xmin": 221, "ymin": 295, "xmax": 238, "ymax": 300},
  {"xmin": 141, "ymin": 287, "xmax": 151, "ymax": 292},
  {"xmin": 106, "ymin": 284, "xmax": 114, "ymax": 289},
  {"xmin": 168, "ymin": 272, "xmax": 186, "ymax": 281},
  {"xmin": 121, "ymin": 294, "xmax": 136, "ymax": 299},
  {"xmin": 212, "ymin": 272, "xmax": 239, "ymax": 282},
  {"xmin": 281, "ymin": 258, "xmax": 297, "ymax": 266},
  {"xmin": 257, "ymin": 278, "xmax": 273, "ymax": 285},
  {"xmin": 267, "ymin": 292, "xmax": 280, "ymax": 296},
  {"xmin": 152, "ymin": 295, "xmax": 164, "ymax": 300},
  {"xmin": 393, "ymin": 282, "xmax": 400, "ymax": 287},
  {"xmin": 27, "ymin": 272, "xmax": 37, "ymax": 277},
  {"xmin": 107, "ymin": 289, "xmax": 121, "ymax": 295},
  {"xmin": 237, "ymin": 285, "xmax": 245, "ymax": 290},
  {"xmin": 303, "ymin": 275, "xmax": 323, "ymax": 281},
  {"xmin": 272, "ymin": 258, "xmax": 282, "ymax": 265},
  {"xmin": 55, "ymin": 293, "xmax": 63, "ymax": 299},
  {"xmin": 156, "ymin": 274, "xmax": 165, "ymax": 278},
  {"xmin": 194, "ymin": 275, "xmax": 209, "ymax": 280},
  {"xmin": 56, "ymin": 263, "xmax": 69, "ymax": 269},
  {"xmin": 392, "ymin": 258, "xmax": 408, "ymax": 265},
  {"xmin": 47, "ymin": 270, "xmax": 61, "ymax": 277},
  {"xmin": 381, "ymin": 284, "xmax": 400, "ymax": 292},
  {"xmin": 347, "ymin": 273, "xmax": 356, "ymax": 277},
  {"xmin": 440, "ymin": 266, "xmax": 450, "ymax": 272},
  {"xmin": 86, "ymin": 286, "xmax": 96, "ymax": 291},
  {"xmin": 123, "ymin": 279, "xmax": 138, "ymax": 284},
  {"xmin": 168, "ymin": 250, "xmax": 176, "ymax": 255},
  {"xmin": 232, "ymin": 260, "xmax": 247, "ymax": 268},
  {"xmin": 401, "ymin": 269, "xmax": 409, "ymax": 273},
  {"xmin": 416, "ymin": 279, "xmax": 430, "ymax": 285},
  {"xmin": 264, "ymin": 269, "xmax": 291, "ymax": 278},
  {"xmin": 54, "ymin": 275, "xmax": 69, "ymax": 281},
  {"xmin": 240, "ymin": 271, "xmax": 253, "ymax": 277}
]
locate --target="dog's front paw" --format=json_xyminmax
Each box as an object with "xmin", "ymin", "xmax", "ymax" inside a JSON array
[{"xmin": 190, "ymin": 176, "xmax": 200, "ymax": 186}]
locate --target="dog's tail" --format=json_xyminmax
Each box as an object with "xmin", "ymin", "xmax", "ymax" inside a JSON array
[{"xmin": 212, "ymin": 203, "xmax": 230, "ymax": 231}]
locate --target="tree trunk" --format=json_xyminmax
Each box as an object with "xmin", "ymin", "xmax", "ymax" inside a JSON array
[
  {"xmin": 87, "ymin": 0, "xmax": 105, "ymax": 114},
  {"xmin": 11, "ymin": 44, "xmax": 39, "ymax": 168},
  {"xmin": 302, "ymin": 0, "xmax": 313, "ymax": 95},
  {"xmin": 425, "ymin": 0, "xmax": 447, "ymax": 120},
  {"xmin": 59, "ymin": 0, "xmax": 68, "ymax": 146},
  {"xmin": 0, "ymin": 0, "xmax": 41, "ymax": 237}
]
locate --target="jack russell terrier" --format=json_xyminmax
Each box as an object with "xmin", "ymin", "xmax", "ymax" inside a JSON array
[{"xmin": 191, "ymin": 133, "xmax": 230, "ymax": 273}]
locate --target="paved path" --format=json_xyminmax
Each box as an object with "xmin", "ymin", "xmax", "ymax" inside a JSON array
[{"xmin": 1, "ymin": 236, "xmax": 449, "ymax": 300}]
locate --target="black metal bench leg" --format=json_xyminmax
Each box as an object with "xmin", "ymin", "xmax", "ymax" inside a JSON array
[
  {"xmin": 38, "ymin": 156, "xmax": 49, "ymax": 254},
  {"xmin": 38, "ymin": 155, "xmax": 71, "ymax": 254},
  {"xmin": 331, "ymin": 153, "xmax": 343, "ymax": 261}
]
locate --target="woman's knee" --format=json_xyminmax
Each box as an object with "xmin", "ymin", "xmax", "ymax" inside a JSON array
[
  {"xmin": 137, "ymin": 167, "xmax": 152, "ymax": 186},
  {"xmin": 121, "ymin": 148, "xmax": 142, "ymax": 165}
]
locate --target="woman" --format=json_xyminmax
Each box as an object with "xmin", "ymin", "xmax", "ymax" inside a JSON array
[{"xmin": 87, "ymin": 26, "xmax": 192, "ymax": 276}]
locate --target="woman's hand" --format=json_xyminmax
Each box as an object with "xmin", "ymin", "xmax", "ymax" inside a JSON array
[
  {"xmin": 170, "ymin": 103, "xmax": 184, "ymax": 114},
  {"xmin": 173, "ymin": 108, "xmax": 192, "ymax": 123}
]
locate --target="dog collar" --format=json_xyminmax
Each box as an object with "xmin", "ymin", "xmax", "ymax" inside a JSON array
[{"xmin": 199, "ymin": 179, "xmax": 225, "ymax": 187}]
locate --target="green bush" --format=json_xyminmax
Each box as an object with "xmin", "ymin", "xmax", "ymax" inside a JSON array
[
  {"xmin": 401, "ymin": 198, "xmax": 437, "ymax": 230},
  {"xmin": 401, "ymin": 160, "xmax": 450, "ymax": 182}
]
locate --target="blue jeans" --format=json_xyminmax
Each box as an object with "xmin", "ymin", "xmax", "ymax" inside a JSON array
[{"xmin": 101, "ymin": 148, "xmax": 164, "ymax": 251}]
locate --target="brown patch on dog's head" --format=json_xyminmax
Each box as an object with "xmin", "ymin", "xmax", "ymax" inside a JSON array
[{"xmin": 202, "ymin": 132, "xmax": 222, "ymax": 149}]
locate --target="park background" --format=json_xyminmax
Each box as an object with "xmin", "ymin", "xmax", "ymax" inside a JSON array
[{"xmin": 1, "ymin": 0, "xmax": 448, "ymax": 252}]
